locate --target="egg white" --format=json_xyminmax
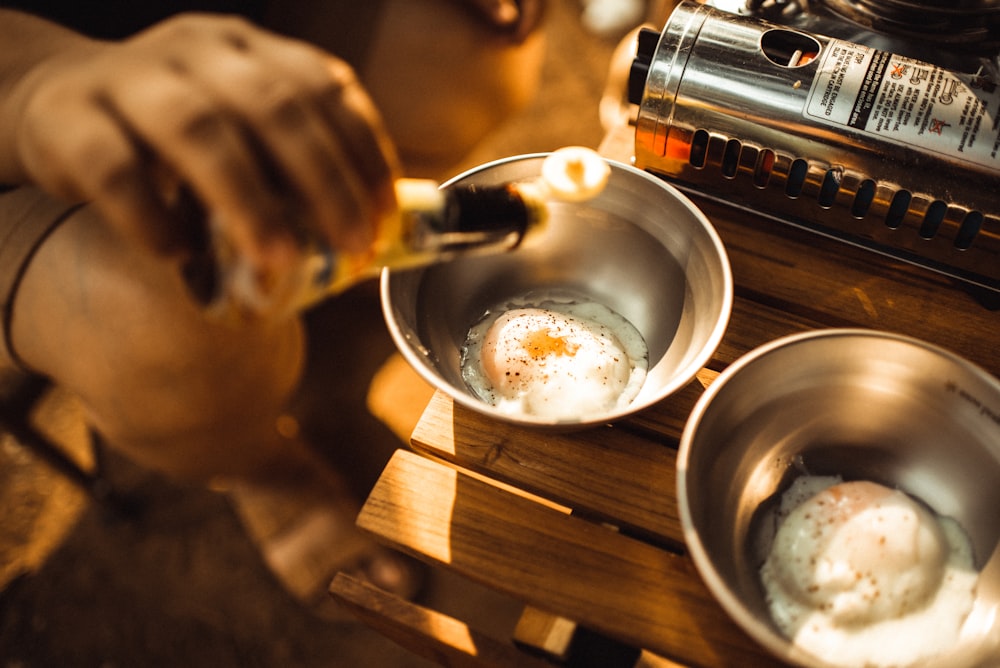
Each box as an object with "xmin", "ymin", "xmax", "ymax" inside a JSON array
[
  {"xmin": 460, "ymin": 295, "xmax": 648, "ymax": 421},
  {"xmin": 760, "ymin": 476, "xmax": 978, "ymax": 668}
]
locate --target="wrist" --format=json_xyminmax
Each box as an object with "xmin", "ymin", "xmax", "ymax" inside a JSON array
[{"xmin": 0, "ymin": 11, "xmax": 100, "ymax": 185}]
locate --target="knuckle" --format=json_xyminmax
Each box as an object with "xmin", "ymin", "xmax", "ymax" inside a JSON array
[
  {"xmin": 175, "ymin": 104, "xmax": 229, "ymax": 145},
  {"xmin": 317, "ymin": 61, "xmax": 358, "ymax": 103},
  {"xmin": 150, "ymin": 12, "xmax": 251, "ymax": 38},
  {"xmin": 87, "ymin": 152, "xmax": 143, "ymax": 200},
  {"xmin": 260, "ymin": 87, "xmax": 309, "ymax": 129},
  {"xmin": 144, "ymin": 12, "xmax": 203, "ymax": 42},
  {"xmin": 27, "ymin": 127, "xmax": 139, "ymax": 201},
  {"xmin": 324, "ymin": 57, "xmax": 358, "ymax": 88}
]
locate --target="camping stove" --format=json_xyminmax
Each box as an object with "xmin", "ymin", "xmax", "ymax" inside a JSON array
[{"xmin": 628, "ymin": 0, "xmax": 1000, "ymax": 294}]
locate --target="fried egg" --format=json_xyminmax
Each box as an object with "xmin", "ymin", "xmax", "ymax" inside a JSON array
[
  {"xmin": 760, "ymin": 477, "xmax": 978, "ymax": 667},
  {"xmin": 460, "ymin": 296, "xmax": 647, "ymax": 420}
]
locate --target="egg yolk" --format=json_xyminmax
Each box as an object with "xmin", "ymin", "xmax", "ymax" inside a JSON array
[{"xmin": 521, "ymin": 328, "xmax": 580, "ymax": 359}]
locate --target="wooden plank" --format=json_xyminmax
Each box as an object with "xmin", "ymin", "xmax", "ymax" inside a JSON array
[
  {"xmin": 405, "ymin": 290, "xmax": 833, "ymax": 548},
  {"xmin": 512, "ymin": 606, "xmax": 578, "ymax": 662},
  {"xmin": 405, "ymin": 290, "xmax": 832, "ymax": 548},
  {"xmin": 411, "ymin": 393, "xmax": 683, "ymax": 548},
  {"xmin": 329, "ymin": 572, "xmax": 551, "ymax": 668},
  {"xmin": 635, "ymin": 651, "xmax": 688, "ymax": 668},
  {"xmin": 710, "ymin": 296, "xmax": 826, "ymax": 370},
  {"xmin": 358, "ymin": 450, "xmax": 780, "ymax": 667},
  {"xmin": 622, "ymin": 367, "xmax": 716, "ymax": 441},
  {"xmin": 700, "ymin": 199, "xmax": 1000, "ymax": 378}
]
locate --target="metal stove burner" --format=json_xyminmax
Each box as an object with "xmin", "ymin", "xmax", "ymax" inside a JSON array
[
  {"xmin": 629, "ymin": 0, "xmax": 1000, "ymax": 296},
  {"xmin": 714, "ymin": 0, "xmax": 1000, "ymax": 73},
  {"xmin": 807, "ymin": 0, "xmax": 1000, "ymax": 50}
]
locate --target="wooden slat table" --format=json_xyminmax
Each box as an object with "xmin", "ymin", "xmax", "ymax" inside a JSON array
[{"xmin": 331, "ymin": 128, "xmax": 1000, "ymax": 667}]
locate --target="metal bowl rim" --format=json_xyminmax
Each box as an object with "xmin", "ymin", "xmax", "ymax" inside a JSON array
[
  {"xmin": 676, "ymin": 326, "xmax": 1000, "ymax": 665},
  {"xmin": 380, "ymin": 151, "xmax": 734, "ymax": 429}
]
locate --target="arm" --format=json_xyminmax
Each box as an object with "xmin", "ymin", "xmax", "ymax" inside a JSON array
[
  {"xmin": 0, "ymin": 11, "xmax": 99, "ymax": 184},
  {"xmin": 0, "ymin": 10, "xmax": 399, "ymax": 274}
]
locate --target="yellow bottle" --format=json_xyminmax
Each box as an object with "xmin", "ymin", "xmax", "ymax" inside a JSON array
[{"xmin": 188, "ymin": 147, "xmax": 610, "ymax": 321}]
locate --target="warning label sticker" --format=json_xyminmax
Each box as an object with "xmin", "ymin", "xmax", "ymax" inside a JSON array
[{"xmin": 805, "ymin": 39, "xmax": 1000, "ymax": 171}]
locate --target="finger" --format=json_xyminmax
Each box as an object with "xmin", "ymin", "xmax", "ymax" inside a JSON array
[
  {"xmin": 253, "ymin": 80, "xmax": 377, "ymax": 253},
  {"xmin": 478, "ymin": 0, "xmax": 546, "ymax": 41},
  {"xmin": 471, "ymin": 0, "xmax": 521, "ymax": 26},
  {"xmin": 308, "ymin": 57, "xmax": 400, "ymax": 249},
  {"xmin": 185, "ymin": 44, "xmax": 381, "ymax": 254},
  {"xmin": 238, "ymin": 34, "xmax": 400, "ymax": 243},
  {"xmin": 512, "ymin": 0, "xmax": 547, "ymax": 41},
  {"xmin": 455, "ymin": 0, "xmax": 547, "ymax": 40},
  {"xmin": 18, "ymin": 94, "xmax": 186, "ymax": 254},
  {"xmin": 319, "ymin": 58, "xmax": 400, "ymax": 213},
  {"xmin": 105, "ymin": 63, "xmax": 299, "ymax": 270},
  {"xmin": 244, "ymin": 76, "xmax": 377, "ymax": 254}
]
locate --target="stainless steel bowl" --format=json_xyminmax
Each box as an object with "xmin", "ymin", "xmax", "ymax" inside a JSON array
[
  {"xmin": 381, "ymin": 152, "xmax": 732, "ymax": 429},
  {"xmin": 678, "ymin": 329, "xmax": 1000, "ymax": 667}
]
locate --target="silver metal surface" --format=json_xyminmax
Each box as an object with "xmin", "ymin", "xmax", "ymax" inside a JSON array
[
  {"xmin": 678, "ymin": 329, "xmax": 1000, "ymax": 667},
  {"xmin": 381, "ymin": 153, "xmax": 733, "ymax": 429},
  {"xmin": 633, "ymin": 1, "xmax": 1000, "ymax": 293},
  {"xmin": 806, "ymin": 0, "xmax": 1000, "ymax": 52}
]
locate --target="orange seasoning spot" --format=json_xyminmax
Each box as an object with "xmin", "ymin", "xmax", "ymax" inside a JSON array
[{"xmin": 522, "ymin": 328, "xmax": 579, "ymax": 359}]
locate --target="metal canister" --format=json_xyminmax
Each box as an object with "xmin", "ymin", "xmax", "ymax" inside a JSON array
[
  {"xmin": 629, "ymin": 1, "xmax": 1000, "ymax": 293},
  {"xmin": 806, "ymin": 0, "xmax": 1000, "ymax": 52}
]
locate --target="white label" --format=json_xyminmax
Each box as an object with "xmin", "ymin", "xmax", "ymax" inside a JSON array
[{"xmin": 805, "ymin": 40, "xmax": 1000, "ymax": 172}]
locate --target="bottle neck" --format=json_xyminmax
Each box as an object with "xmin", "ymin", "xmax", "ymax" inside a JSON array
[
  {"xmin": 190, "ymin": 177, "xmax": 550, "ymax": 322},
  {"xmin": 383, "ymin": 182, "xmax": 539, "ymax": 265},
  {"xmin": 249, "ymin": 180, "xmax": 547, "ymax": 319}
]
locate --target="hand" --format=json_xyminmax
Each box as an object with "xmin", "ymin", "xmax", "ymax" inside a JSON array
[
  {"xmin": 457, "ymin": 0, "xmax": 546, "ymax": 41},
  {"xmin": 10, "ymin": 13, "xmax": 400, "ymax": 274}
]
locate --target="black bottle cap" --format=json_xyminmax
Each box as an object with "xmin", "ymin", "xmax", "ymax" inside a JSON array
[{"xmin": 442, "ymin": 184, "xmax": 530, "ymax": 236}]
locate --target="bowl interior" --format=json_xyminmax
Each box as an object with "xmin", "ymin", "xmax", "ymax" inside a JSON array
[
  {"xmin": 382, "ymin": 153, "xmax": 732, "ymax": 427},
  {"xmin": 679, "ymin": 330, "xmax": 1000, "ymax": 666}
]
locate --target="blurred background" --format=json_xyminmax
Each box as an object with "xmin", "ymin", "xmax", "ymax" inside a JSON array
[{"xmin": 0, "ymin": 0, "xmax": 654, "ymax": 665}]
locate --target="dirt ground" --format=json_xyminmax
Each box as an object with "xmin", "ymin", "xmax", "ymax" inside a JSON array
[{"xmin": 0, "ymin": 2, "xmax": 625, "ymax": 666}]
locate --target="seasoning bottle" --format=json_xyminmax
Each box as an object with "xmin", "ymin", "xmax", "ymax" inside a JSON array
[{"xmin": 187, "ymin": 146, "xmax": 611, "ymax": 321}]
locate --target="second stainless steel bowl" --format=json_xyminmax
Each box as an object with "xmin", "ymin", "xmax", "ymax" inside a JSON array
[{"xmin": 678, "ymin": 329, "xmax": 1000, "ymax": 667}]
